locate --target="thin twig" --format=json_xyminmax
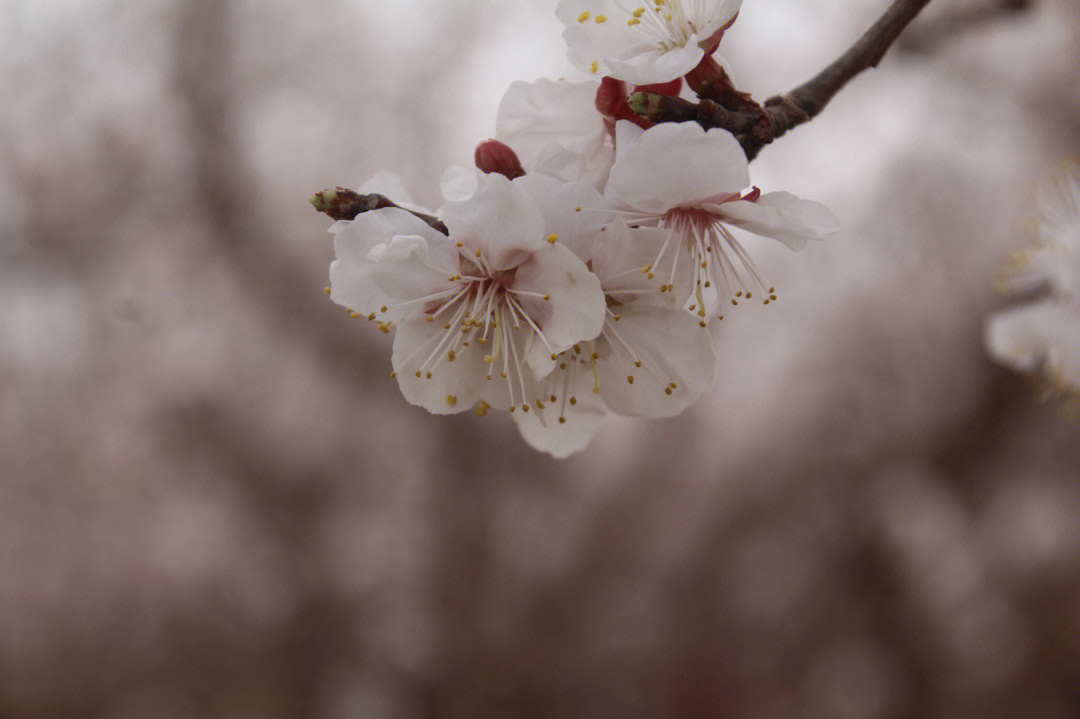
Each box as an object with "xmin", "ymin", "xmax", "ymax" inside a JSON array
[{"xmin": 310, "ymin": 187, "xmax": 448, "ymax": 234}]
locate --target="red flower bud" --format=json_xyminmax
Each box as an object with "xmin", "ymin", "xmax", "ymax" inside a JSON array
[{"xmin": 474, "ymin": 139, "xmax": 525, "ymax": 180}]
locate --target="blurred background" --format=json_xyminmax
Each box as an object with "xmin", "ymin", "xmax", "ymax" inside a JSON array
[{"xmin": 2, "ymin": 0, "xmax": 1079, "ymax": 717}]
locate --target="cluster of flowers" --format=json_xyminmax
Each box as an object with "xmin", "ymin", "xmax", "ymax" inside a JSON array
[
  {"xmin": 321, "ymin": 0, "xmax": 839, "ymax": 456},
  {"xmin": 986, "ymin": 167, "xmax": 1080, "ymax": 406}
]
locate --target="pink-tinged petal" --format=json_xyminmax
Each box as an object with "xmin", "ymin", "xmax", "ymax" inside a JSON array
[
  {"xmin": 609, "ymin": 122, "xmax": 749, "ymax": 213},
  {"xmin": 511, "ymin": 360, "xmax": 608, "ymax": 458},
  {"xmin": 442, "ymin": 173, "xmax": 546, "ymax": 271},
  {"xmin": 985, "ymin": 300, "xmax": 1080, "ymax": 388},
  {"xmin": 596, "ymin": 304, "xmax": 716, "ymax": 418},
  {"xmin": 606, "ymin": 42, "xmax": 704, "ymax": 86},
  {"xmin": 329, "ymin": 208, "xmax": 454, "ymax": 319},
  {"xmin": 513, "ymin": 243, "xmax": 606, "ymax": 354},
  {"xmin": 367, "ymin": 235, "xmax": 459, "ymax": 306},
  {"xmin": 590, "ymin": 221, "xmax": 692, "ymax": 307},
  {"xmin": 392, "ymin": 318, "xmax": 485, "ymax": 415},
  {"xmin": 513, "ymin": 174, "xmax": 614, "ymax": 262},
  {"xmin": 695, "ymin": 0, "xmax": 744, "ymax": 39},
  {"xmin": 719, "ymin": 192, "xmax": 841, "ymax": 250}
]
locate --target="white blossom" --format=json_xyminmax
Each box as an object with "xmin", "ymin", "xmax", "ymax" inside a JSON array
[
  {"xmin": 496, "ymin": 78, "xmax": 615, "ymax": 191},
  {"xmin": 557, "ymin": 0, "xmax": 742, "ymax": 85},
  {"xmin": 605, "ymin": 121, "xmax": 839, "ymax": 321},
  {"xmin": 510, "ymin": 174, "xmax": 717, "ymax": 456},
  {"xmin": 985, "ymin": 168, "xmax": 1080, "ymax": 398},
  {"xmin": 328, "ymin": 172, "xmax": 606, "ymax": 419}
]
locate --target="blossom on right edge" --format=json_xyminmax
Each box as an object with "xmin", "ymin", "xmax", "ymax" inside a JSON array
[{"xmin": 985, "ymin": 167, "xmax": 1080, "ymax": 399}]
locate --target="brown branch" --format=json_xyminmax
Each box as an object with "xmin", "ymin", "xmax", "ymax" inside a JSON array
[{"xmin": 632, "ymin": 0, "xmax": 934, "ymax": 160}]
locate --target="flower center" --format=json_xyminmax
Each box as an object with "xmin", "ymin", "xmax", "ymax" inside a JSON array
[
  {"xmin": 387, "ymin": 248, "xmax": 556, "ymax": 414},
  {"xmin": 635, "ymin": 205, "xmax": 776, "ymax": 325}
]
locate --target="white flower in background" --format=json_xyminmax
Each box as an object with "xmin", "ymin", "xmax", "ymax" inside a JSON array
[
  {"xmin": 496, "ymin": 78, "xmax": 615, "ymax": 191},
  {"xmin": 557, "ymin": 0, "xmax": 743, "ymax": 85},
  {"xmin": 329, "ymin": 172, "xmax": 605, "ymax": 418},
  {"xmin": 510, "ymin": 174, "xmax": 717, "ymax": 456},
  {"xmin": 606, "ymin": 121, "xmax": 840, "ymax": 321},
  {"xmin": 985, "ymin": 167, "xmax": 1080, "ymax": 399}
]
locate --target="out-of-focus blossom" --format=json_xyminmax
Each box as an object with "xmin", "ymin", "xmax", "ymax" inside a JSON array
[
  {"xmin": 605, "ymin": 121, "xmax": 839, "ymax": 320},
  {"xmin": 985, "ymin": 168, "xmax": 1080, "ymax": 398},
  {"xmin": 557, "ymin": 0, "xmax": 742, "ymax": 85}
]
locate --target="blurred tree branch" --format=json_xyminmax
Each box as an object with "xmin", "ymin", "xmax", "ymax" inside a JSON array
[
  {"xmin": 632, "ymin": 0, "xmax": 935, "ymax": 159},
  {"xmin": 899, "ymin": 0, "xmax": 1033, "ymax": 53}
]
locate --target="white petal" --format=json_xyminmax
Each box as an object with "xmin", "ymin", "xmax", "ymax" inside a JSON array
[
  {"xmin": 496, "ymin": 78, "xmax": 613, "ymax": 188},
  {"xmin": 513, "ymin": 174, "xmax": 613, "ymax": 262},
  {"xmin": 439, "ymin": 165, "xmax": 479, "ymax": 203},
  {"xmin": 330, "ymin": 208, "xmax": 454, "ymax": 319},
  {"xmin": 695, "ymin": 0, "xmax": 743, "ymax": 39},
  {"xmin": 392, "ymin": 318, "xmax": 485, "ymax": 415},
  {"xmin": 359, "ymin": 170, "xmax": 413, "ymax": 206},
  {"xmin": 605, "ymin": 42, "xmax": 704, "ymax": 86},
  {"xmin": 609, "ymin": 122, "xmax": 750, "ymax": 213},
  {"xmin": 719, "ymin": 192, "xmax": 841, "ymax": 250},
  {"xmin": 533, "ymin": 142, "xmax": 616, "ymax": 192},
  {"xmin": 596, "ymin": 304, "xmax": 716, "ymax": 418},
  {"xmin": 590, "ymin": 221, "xmax": 691, "ymax": 307},
  {"xmin": 442, "ymin": 173, "xmax": 546, "ymax": 271},
  {"xmin": 511, "ymin": 361, "xmax": 608, "ymax": 458},
  {"xmin": 985, "ymin": 300, "xmax": 1080, "ymax": 388},
  {"xmin": 512, "ymin": 243, "xmax": 606, "ymax": 359},
  {"xmin": 367, "ymin": 234, "xmax": 459, "ymax": 305}
]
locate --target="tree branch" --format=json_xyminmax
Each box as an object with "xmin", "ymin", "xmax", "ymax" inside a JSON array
[
  {"xmin": 309, "ymin": 187, "xmax": 448, "ymax": 234},
  {"xmin": 633, "ymin": 0, "xmax": 934, "ymax": 160}
]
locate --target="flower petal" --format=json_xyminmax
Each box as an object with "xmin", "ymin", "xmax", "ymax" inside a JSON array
[
  {"xmin": 439, "ymin": 165, "xmax": 479, "ymax": 204},
  {"xmin": 392, "ymin": 318, "xmax": 485, "ymax": 415},
  {"xmin": 367, "ymin": 234, "xmax": 460, "ymax": 306},
  {"xmin": 596, "ymin": 304, "xmax": 716, "ymax": 418},
  {"xmin": 985, "ymin": 299, "xmax": 1080, "ymax": 388},
  {"xmin": 609, "ymin": 122, "xmax": 750, "ymax": 213},
  {"xmin": 590, "ymin": 221, "xmax": 692, "ymax": 307},
  {"xmin": 511, "ymin": 361, "xmax": 608, "ymax": 458},
  {"xmin": 513, "ymin": 174, "xmax": 613, "ymax": 262},
  {"xmin": 605, "ymin": 42, "xmax": 704, "ymax": 86},
  {"xmin": 329, "ymin": 208, "xmax": 456, "ymax": 320},
  {"xmin": 719, "ymin": 191, "xmax": 841, "ymax": 250},
  {"xmin": 496, "ymin": 78, "xmax": 614, "ymax": 188},
  {"xmin": 512, "ymin": 243, "xmax": 606, "ymax": 363},
  {"xmin": 695, "ymin": 0, "xmax": 744, "ymax": 39},
  {"xmin": 442, "ymin": 172, "xmax": 546, "ymax": 271}
]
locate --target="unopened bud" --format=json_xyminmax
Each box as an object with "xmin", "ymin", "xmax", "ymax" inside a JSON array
[{"xmin": 474, "ymin": 139, "xmax": 525, "ymax": 180}]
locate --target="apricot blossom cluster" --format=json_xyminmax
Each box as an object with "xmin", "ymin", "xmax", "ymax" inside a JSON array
[{"xmin": 316, "ymin": 1, "xmax": 840, "ymax": 456}]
